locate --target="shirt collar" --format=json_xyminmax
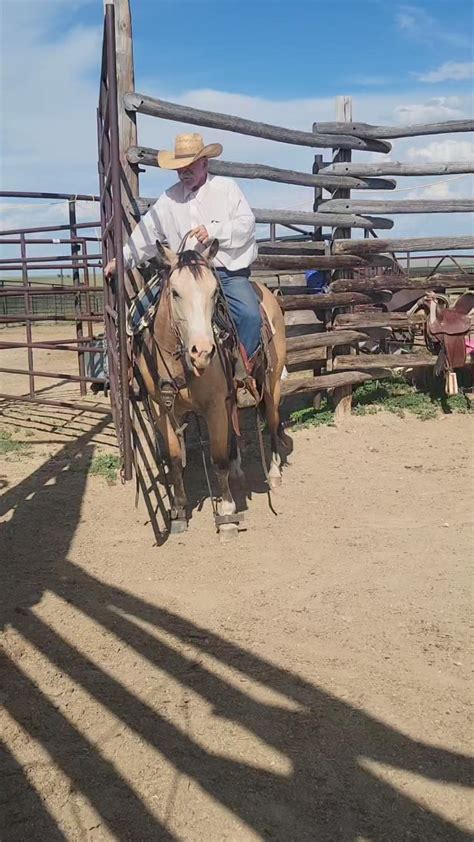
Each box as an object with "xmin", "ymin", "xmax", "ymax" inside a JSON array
[{"xmin": 182, "ymin": 174, "xmax": 212, "ymax": 199}]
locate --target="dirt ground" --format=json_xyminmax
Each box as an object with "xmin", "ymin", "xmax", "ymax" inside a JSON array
[{"xmin": 1, "ymin": 324, "xmax": 473, "ymax": 841}]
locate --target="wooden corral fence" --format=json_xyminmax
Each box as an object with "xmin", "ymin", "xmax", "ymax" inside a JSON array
[{"xmin": 98, "ymin": 0, "xmax": 473, "ymax": 487}]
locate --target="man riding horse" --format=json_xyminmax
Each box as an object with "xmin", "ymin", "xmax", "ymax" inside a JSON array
[{"xmin": 104, "ymin": 132, "xmax": 262, "ymax": 388}]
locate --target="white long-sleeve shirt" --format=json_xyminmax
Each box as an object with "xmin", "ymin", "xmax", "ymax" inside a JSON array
[{"xmin": 123, "ymin": 174, "xmax": 258, "ymax": 272}]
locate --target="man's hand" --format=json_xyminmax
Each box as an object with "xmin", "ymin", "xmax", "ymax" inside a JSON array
[
  {"xmin": 190, "ymin": 225, "xmax": 209, "ymax": 244},
  {"xmin": 104, "ymin": 258, "xmax": 117, "ymax": 278}
]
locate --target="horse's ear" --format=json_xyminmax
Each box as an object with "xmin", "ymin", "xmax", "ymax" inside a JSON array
[
  {"xmin": 154, "ymin": 240, "xmax": 177, "ymax": 269},
  {"xmin": 202, "ymin": 238, "xmax": 219, "ymax": 263}
]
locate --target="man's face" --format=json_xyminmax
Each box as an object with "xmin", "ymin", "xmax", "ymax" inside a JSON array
[{"xmin": 177, "ymin": 157, "xmax": 208, "ymax": 191}]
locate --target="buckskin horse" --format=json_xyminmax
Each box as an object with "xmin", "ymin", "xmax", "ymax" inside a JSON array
[{"xmin": 135, "ymin": 239, "xmax": 289, "ymax": 541}]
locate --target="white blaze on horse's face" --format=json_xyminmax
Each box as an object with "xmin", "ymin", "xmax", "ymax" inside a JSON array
[{"xmin": 168, "ymin": 246, "xmax": 219, "ymax": 376}]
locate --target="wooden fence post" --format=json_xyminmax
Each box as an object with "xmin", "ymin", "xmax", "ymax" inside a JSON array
[
  {"xmin": 106, "ymin": 0, "xmax": 141, "ymax": 294},
  {"xmin": 332, "ymin": 96, "xmax": 353, "ymax": 416},
  {"xmin": 332, "ymin": 96, "xmax": 353, "ymax": 268}
]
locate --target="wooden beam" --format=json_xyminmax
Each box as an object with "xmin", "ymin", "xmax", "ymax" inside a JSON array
[
  {"xmin": 334, "ymin": 353, "xmax": 435, "ymax": 370},
  {"xmin": 281, "ymin": 370, "xmax": 371, "ymax": 397},
  {"xmin": 331, "ymin": 96, "xmax": 352, "ymax": 276},
  {"xmin": 333, "ymin": 312, "xmax": 425, "ymax": 330},
  {"xmin": 314, "ymin": 119, "xmax": 474, "ymax": 138},
  {"xmin": 135, "ymin": 199, "xmax": 395, "ymax": 229},
  {"xmin": 286, "ymin": 329, "xmax": 369, "ymax": 353},
  {"xmin": 254, "ymin": 209, "xmax": 394, "ymax": 230},
  {"xmin": 280, "ymin": 291, "xmax": 375, "ymax": 310},
  {"xmin": 319, "ymin": 199, "xmax": 474, "ymax": 214},
  {"xmin": 254, "ymin": 254, "xmax": 393, "ymax": 271},
  {"xmin": 287, "ymin": 347, "xmax": 326, "ymax": 367},
  {"xmin": 333, "ymin": 384, "xmax": 353, "ymax": 424},
  {"xmin": 258, "ymin": 240, "xmax": 327, "ymax": 254},
  {"xmin": 329, "ymin": 273, "xmax": 474, "ymax": 293},
  {"xmin": 124, "ymin": 92, "xmax": 392, "ymax": 153},
  {"xmin": 333, "ymin": 235, "xmax": 474, "ymax": 254},
  {"xmin": 320, "ymin": 161, "xmax": 474, "ymax": 177},
  {"xmin": 126, "ymin": 146, "xmax": 396, "ymax": 191}
]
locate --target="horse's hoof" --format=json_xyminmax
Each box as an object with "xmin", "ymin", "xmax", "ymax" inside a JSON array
[
  {"xmin": 219, "ymin": 524, "xmax": 239, "ymax": 543},
  {"xmin": 269, "ymin": 475, "xmax": 282, "ymax": 490},
  {"xmin": 170, "ymin": 518, "xmax": 188, "ymax": 534}
]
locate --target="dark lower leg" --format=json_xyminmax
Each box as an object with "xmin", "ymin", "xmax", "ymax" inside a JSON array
[{"xmin": 169, "ymin": 456, "xmax": 187, "ymax": 519}]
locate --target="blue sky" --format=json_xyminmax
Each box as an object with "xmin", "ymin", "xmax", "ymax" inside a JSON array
[
  {"xmin": 77, "ymin": 0, "xmax": 474, "ymax": 98},
  {"xmin": 0, "ymin": 0, "xmax": 473, "ymax": 241}
]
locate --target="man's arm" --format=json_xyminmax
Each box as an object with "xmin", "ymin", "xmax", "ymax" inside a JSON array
[
  {"xmin": 104, "ymin": 201, "xmax": 165, "ymax": 277},
  {"xmin": 205, "ymin": 180, "xmax": 255, "ymax": 248}
]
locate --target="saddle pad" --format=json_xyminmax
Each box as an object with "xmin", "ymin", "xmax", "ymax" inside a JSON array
[{"xmin": 127, "ymin": 273, "xmax": 162, "ymax": 337}]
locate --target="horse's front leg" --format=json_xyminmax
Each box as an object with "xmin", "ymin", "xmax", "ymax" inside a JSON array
[
  {"xmin": 206, "ymin": 401, "xmax": 240, "ymax": 542},
  {"xmin": 150, "ymin": 400, "xmax": 188, "ymax": 532}
]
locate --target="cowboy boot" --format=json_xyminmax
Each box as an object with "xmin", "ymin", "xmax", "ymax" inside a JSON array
[{"xmin": 234, "ymin": 344, "xmax": 260, "ymax": 407}]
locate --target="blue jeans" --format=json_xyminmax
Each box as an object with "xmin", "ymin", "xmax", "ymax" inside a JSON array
[{"xmin": 216, "ymin": 268, "xmax": 261, "ymax": 359}]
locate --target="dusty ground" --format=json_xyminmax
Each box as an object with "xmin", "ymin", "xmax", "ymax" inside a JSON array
[{"xmin": 1, "ymin": 324, "xmax": 473, "ymax": 841}]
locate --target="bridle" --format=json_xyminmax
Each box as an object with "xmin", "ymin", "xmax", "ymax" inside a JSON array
[{"xmin": 148, "ymin": 237, "xmax": 236, "ymax": 411}]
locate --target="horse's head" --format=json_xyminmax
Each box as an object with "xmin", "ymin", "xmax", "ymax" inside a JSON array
[{"xmin": 155, "ymin": 239, "xmax": 219, "ymax": 376}]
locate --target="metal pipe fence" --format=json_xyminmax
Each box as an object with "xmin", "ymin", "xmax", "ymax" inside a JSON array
[{"xmin": 0, "ymin": 192, "xmax": 108, "ymax": 410}]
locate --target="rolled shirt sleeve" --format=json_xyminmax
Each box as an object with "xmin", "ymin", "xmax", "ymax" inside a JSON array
[
  {"xmin": 206, "ymin": 180, "xmax": 256, "ymax": 249},
  {"xmin": 123, "ymin": 200, "xmax": 166, "ymax": 269}
]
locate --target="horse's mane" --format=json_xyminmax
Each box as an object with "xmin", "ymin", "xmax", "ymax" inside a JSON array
[{"xmin": 176, "ymin": 249, "xmax": 206, "ymax": 279}]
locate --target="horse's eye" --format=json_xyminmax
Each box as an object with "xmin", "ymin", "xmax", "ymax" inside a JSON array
[{"xmin": 172, "ymin": 289, "xmax": 180, "ymax": 299}]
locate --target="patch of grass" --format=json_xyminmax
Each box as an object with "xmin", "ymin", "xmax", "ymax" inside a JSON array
[
  {"xmin": 89, "ymin": 453, "xmax": 121, "ymax": 484},
  {"xmin": 288, "ymin": 376, "xmax": 472, "ymax": 428},
  {"xmin": 289, "ymin": 400, "xmax": 335, "ymax": 429},
  {"xmin": 353, "ymin": 376, "xmax": 471, "ymax": 421},
  {"xmin": 445, "ymin": 393, "xmax": 469, "ymax": 414},
  {"xmin": 0, "ymin": 429, "xmax": 29, "ymax": 456}
]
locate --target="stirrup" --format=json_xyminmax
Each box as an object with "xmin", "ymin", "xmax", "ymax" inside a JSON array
[
  {"xmin": 236, "ymin": 384, "xmax": 257, "ymax": 409},
  {"xmin": 235, "ymin": 375, "xmax": 259, "ymax": 408}
]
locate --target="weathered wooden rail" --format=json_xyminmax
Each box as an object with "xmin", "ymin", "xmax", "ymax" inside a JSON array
[
  {"xmin": 321, "ymin": 161, "xmax": 474, "ymax": 176},
  {"xmin": 319, "ymin": 199, "xmax": 474, "ymax": 215},
  {"xmin": 124, "ymin": 92, "xmax": 392, "ymax": 153},
  {"xmin": 333, "ymin": 236, "xmax": 474, "ymax": 254},
  {"xmin": 314, "ymin": 119, "xmax": 474, "ymax": 138},
  {"xmin": 329, "ymin": 273, "xmax": 473, "ymax": 293},
  {"xmin": 126, "ymin": 145, "xmax": 396, "ymax": 191}
]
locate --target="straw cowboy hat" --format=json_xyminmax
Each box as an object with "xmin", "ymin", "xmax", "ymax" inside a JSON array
[{"xmin": 157, "ymin": 133, "xmax": 223, "ymax": 170}]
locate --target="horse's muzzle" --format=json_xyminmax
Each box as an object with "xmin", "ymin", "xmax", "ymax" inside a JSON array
[{"xmin": 189, "ymin": 342, "xmax": 216, "ymax": 374}]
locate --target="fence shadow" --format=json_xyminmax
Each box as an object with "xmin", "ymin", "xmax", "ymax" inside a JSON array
[{"xmin": 1, "ymin": 426, "xmax": 472, "ymax": 840}]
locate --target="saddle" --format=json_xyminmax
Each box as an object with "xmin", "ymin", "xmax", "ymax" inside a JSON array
[
  {"xmin": 427, "ymin": 292, "xmax": 473, "ymax": 394},
  {"xmin": 214, "ymin": 280, "xmax": 275, "ymax": 404}
]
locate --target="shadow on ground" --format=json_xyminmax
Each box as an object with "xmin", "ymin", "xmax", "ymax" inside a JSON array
[{"xmin": 1, "ymin": 421, "xmax": 472, "ymax": 840}]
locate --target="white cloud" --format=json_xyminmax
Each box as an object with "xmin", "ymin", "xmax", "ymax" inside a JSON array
[
  {"xmin": 415, "ymin": 62, "xmax": 474, "ymax": 83},
  {"xmin": 1, "ymin": 2, "xmax": 101, "ymax": 195},
  {"xmin": 395, "ymin": 5, "xmax": 472, "ymax": 49},
  {"xmin": 406, "ymin": 139, "xmax": 474, "ymax": 163},
  {"xmin": 393, "ymin": 97, "xmax": 465, "ymax": 124}
]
